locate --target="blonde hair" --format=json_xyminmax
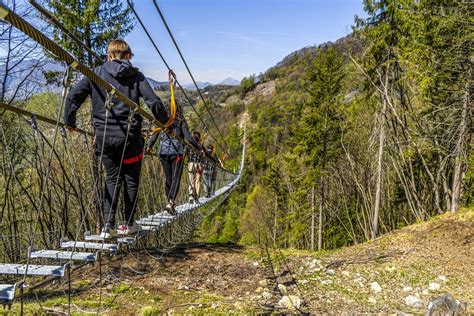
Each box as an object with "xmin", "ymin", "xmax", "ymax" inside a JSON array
[{"xmin": 107, "ymin": 39, "xmax": 133, "ymax": 59}]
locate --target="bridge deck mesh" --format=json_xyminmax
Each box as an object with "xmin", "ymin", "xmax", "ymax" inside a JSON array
[
  {"xmin": 0, "ymin": 264, "xmax": 67, "ymax": 277},
  {"xmin": 30, "ymin": 250, "xmax": 97, "ymax": 262}
]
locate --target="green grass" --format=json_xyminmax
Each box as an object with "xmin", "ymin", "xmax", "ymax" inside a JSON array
[
  {"xmin": 112, "ymin": 283, "xmax": 130, "ymax": 294},
  {"xmin": 141, "ymin": 305, "xmax": 161, "ymax": 316}
]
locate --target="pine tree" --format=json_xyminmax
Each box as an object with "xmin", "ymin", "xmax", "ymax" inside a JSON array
[
  {"xmin": 294, "ymin": 47, "xmax": 345, "ymax": 250},
  {"xmin": 45, "ymin": 0, "xmax": 134, "ymax": 67},
  {"xmin": 396, "ymin": 0, "xmax": 472, "ymax": 212}
]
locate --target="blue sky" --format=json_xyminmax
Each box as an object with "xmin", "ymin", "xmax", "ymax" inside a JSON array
[{"xmin": 126, "ymin": 0, "xmax": 365, "ymax": 84}]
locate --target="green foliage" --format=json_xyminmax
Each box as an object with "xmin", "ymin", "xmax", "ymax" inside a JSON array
[
  {"xmin": 240, "ymin": 75, "xmax": 256, "ymax": 94},
  {"xmin": 45, "ymin": 0, "xmax": 135, "ymax": 67},
  {"xmin": 141, "ymin": 306, "xmax": 161, "ymax": 316},
  {"xmin": 112, "ymin": 283, "xmax": 131, "ymax": 294},
  {"xmin": 199, "ymin": 0, "xmax": 472, "ymax": 251},
  {"xmin": 43, "ymin": 70, "xmax": 63, "ymax": 86},
  {"xmin": 25, "ymin": 92, "xmax": 61, "ymax": 118},
  {"xmin": 198, "ymin": 187, "xmax": 246, "ymax": 243},
  {"xmin": 295, "ymin": 47, "xmax": 345, "ymax": 171},
  {"xmin": 239, "ymin": 185, "xmax": 275, "ymax": 246}
]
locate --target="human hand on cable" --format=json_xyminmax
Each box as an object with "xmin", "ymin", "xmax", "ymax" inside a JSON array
[
  {"xmin": 198, "ymin": 144, "xmax": 206, "ymax": 157},
  {"xmin": 166, "ymin": 123, "xmax": 176, "ymax": 137},
  {"xmin": 168, "ymin": 69, "xmax": 176, "ymax": 82}
]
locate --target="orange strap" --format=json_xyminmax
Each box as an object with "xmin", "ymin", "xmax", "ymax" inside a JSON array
[
  {"xmin": 163, "ymin": 70, "xmax": 176, "ymax": 128},
  {"xmin": 151, "ymin": 127, "xmax": 162, "ymax": 134},
  {"xmin": 200, "ymin": 132, "xmax": 208, "ymax": 145},
  {"xmin": 220, "ymin": 153, "xmax": 227, "ymax": 162}
]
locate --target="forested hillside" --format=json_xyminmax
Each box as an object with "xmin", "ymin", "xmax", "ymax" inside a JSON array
[
  {"xmin": 199, "ymin": 0, "xmax": 472, "ymax": 251},
  {"xmin": 0, "ymin": 0, "xmax": 472, "ymax": 313}
]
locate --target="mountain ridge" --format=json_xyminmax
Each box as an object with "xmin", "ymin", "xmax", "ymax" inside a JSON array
[{"xmin": 217, "ymin": 77, "xmax": 240, "ymax": 86}]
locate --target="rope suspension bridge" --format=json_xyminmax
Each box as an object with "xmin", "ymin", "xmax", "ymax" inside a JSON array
[{"xmin": 0, "ymin": 1, "xmax": 245, "ymax": 313}]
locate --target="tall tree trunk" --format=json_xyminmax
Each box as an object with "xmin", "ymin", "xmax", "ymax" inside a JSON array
[
  {"xmin": 310, "ymin": 186, "xmax": 315, "ymax": 251},
  {"xmin": 451, "ymin": 74, "xmax": 471, "ymax": 212},
  {"xmin": 318, "ymin": 179, "xmax": 324, "ymax": 251},
  {"xmin": 373, "ymin": 99, "xmax": 386, "ymax": 238},
  {"xmin": 273, "ymin": 198, "xmax": 277, "ymax": 247}
]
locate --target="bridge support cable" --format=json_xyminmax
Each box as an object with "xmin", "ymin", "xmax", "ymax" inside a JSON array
[
  {"xmin": 0, "ymin": 97, "xmax": 246, "ymax": 311},
  {"xmin": 0, "ymin": 2, "xmax": 162, "ymax": 130},
  {"xmin": 27, "ymin": 0, "xmax": 105, "ymax": 65},
  {"xmin": 29, "ymin": 0, "xmax": 225, "ymax": 160},
  {"xmin": 0, "ymin": 2, "xmax": 246, "ymax": 312},
  {"xmin": 151, "ymin": 0, "xmax": 231, "ymax": 156},
  {"xmin": 0, "ymin": 1, "xmax": 230, "ymax": 174},
  {"xmin": 0, "ymin": 102, "xmax": 93, "ymax": 137},
  {"xmin": 125, "ymin": 0, "xmax": 230, "ymax": 159}
]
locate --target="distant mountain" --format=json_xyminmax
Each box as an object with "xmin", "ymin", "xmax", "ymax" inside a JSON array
[
  {"xmin": 217, "ymin": 77, "xmax": 240, "ymax": 86},
  {"xmin": 0, "ymin": 59, "xmax": 64, "ymax": 99},
  {"xmin": 183, "ymin": 82, "xmax": 212, "ymax": 90},
  {"xmin": 146, "ymin": 77, "xmax": 167, "ymax": 90}
]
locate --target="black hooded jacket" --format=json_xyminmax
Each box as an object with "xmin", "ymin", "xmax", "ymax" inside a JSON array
[{"xmin": 64, "ymin": 59, "xmax": 169, "ymax": 138}]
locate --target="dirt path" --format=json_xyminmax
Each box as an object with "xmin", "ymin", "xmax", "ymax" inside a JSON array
[{"xmin": 15, "ymin": 208, "xmax": 473, "ymax": 315}]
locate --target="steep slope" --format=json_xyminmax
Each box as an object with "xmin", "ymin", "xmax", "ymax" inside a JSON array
[
  {"xmin": 17, "ymin": 208, "xmax": 473, "ymax": 314},
  {"xmin": 292, "ymin": 207, "xmax": 473, "ymax": 313}
]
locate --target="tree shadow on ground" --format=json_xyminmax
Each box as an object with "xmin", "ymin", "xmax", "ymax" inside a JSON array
[
  {"xmin": 140, "ymin": 242, "xmax": 244, "ymax": 260},
  {"xmin": 11, "ymin": 242, "xmax": 247, "ymax": 309}
]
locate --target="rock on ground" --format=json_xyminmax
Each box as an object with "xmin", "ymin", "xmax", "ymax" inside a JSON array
[
  {"xmin": 427, "ymin": 294, "xmax": 466, "ymax": 315},
  {"xmin": 371, "ymin": 281, "xmax": 382, "ymax": 294},
  {"xmin": 278, "ymin": 295, "xmax": 302, "ymax": 310},
  {"xmin": 405, "ymin": 295, "xmax": 424, "ymax": 308}
]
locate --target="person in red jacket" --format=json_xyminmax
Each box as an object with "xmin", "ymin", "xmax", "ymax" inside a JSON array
[{"xmin": 64, "ymin": 40, "xmax": 169, "ymax": 238}]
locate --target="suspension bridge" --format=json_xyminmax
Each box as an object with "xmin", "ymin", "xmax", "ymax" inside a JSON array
[{"xmin": 0, "ymin": 1, "xmax": 246, "ymax": 313}]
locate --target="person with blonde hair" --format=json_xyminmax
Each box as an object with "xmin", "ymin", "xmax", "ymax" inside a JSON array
[{"xmin": 64, "ymin": 39, "xmax": 169, "ymax": 238}]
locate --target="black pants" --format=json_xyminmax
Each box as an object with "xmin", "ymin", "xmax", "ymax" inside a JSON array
[
  {"xmin": 159, "ymin": 154, "xmax": 184, "ymax": 202},
  {"xmin": 96, "ymin": 135, "xmax": 144, "ymax": 227}
]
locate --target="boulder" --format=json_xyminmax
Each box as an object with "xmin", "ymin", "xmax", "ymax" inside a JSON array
[{"xmin": 426, "ymin": 294, "xmax": 466, "ymax": 315}]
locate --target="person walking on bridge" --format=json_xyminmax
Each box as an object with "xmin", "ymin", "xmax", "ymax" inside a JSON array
[
  {"xmin": 203, "ymin": 144, "xmax": 218, "ymax": 198},
  {"xmin": 187, "ymin": 130, "xmax": 203, "ymax": 204},
  {"xmin": 148, "ymin": 109, "xmax": 201, "ymax": 214},
  {"xmin": 64, "ymin": 39, "xmax": 169, "ymax": 238}
]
